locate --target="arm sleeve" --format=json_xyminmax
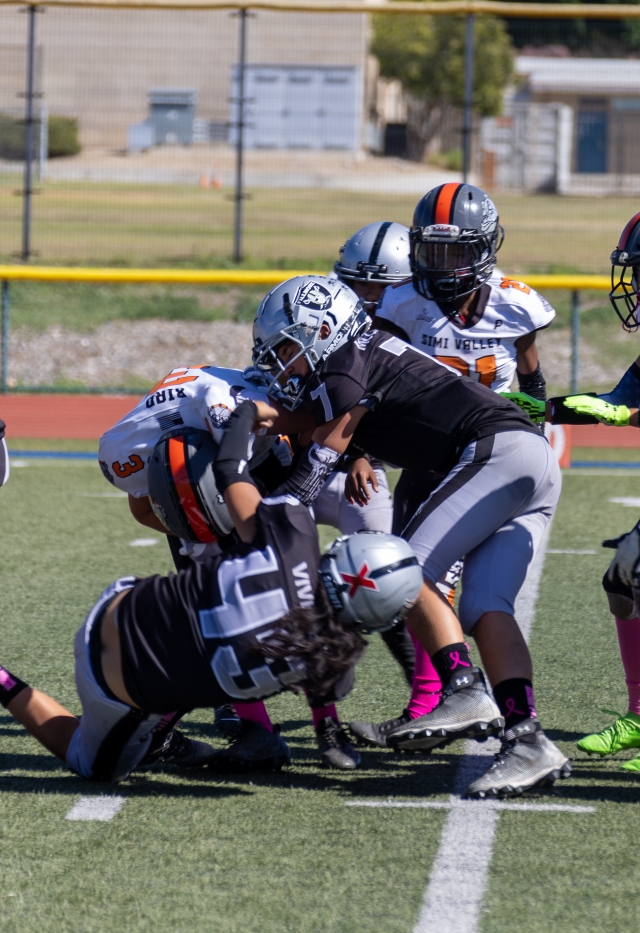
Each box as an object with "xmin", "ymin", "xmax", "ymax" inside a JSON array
[
  {"xmin": 598, "ymin": 361, "xmax": 640, "ymax": 408},
  {"xmin": 517, "ymin": 365, "xmax": 547, "ymax": 401},
  {"xmin": 214, "ymin": 401, "xmax": 259, "ymax": 493}
]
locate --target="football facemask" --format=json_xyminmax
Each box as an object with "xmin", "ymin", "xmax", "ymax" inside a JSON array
[
  {"xmin": 252, "ymin": 275, "xmax": 370, "ymax": 410},
  {"xmin": 319, "ymin": 531, "xmax": 423, "ymax": 634},
  {"xmin": 610, "ymin": 212, "xmax": 640, "ymax": 332}
]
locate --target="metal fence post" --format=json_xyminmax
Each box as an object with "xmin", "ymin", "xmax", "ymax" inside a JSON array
[
  {"xmin": 571, "ymin": 289, "xmax": 579, "ymax": 394},
  {"xmin": 233, "ymin": 7, "xmax": 248, "ymax": 264},
  {"xmin": 462, "ymin": 13, "xmax": 475, "ymax": 183},
  {"xmin": 22, "ymin": 4, "xmax": 38, "ymax": 263},
  {"xmin": 2, "ymin": 282, "xmax": 9, "ymax": 394}
]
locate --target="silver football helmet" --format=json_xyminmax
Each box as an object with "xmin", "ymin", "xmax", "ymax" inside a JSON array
[
  {"xmin": 251, "ymin": 275, "xmax": 370, "ymax": 409},
  {"xmin": 319, "ymin": 531, "xmax": 423, "ymax": 634},
  {"xmin": 334, "ymin": 222, "xmax": 412, "ymax": 285}
]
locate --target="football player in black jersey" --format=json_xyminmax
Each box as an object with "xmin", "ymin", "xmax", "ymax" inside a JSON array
[
  {"xmin": 0, "ymin": 403, "xmax": 421, "ymax": 783},
  {"xmin": 250, "ymin": 274, "xmax": 572, "ymax": 798}
]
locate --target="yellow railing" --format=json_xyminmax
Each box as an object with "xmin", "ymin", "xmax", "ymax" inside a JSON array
[
  {"xmin": 0, "ymin": 266, "xmax": 608, "ymax": 393},
  {"xmin": 0, "ymin": 266, "xmax": 612, "ymax": 290},
  {"xmin": 5, "ymin": 0, "xmax": 640, "ymax": 18}
]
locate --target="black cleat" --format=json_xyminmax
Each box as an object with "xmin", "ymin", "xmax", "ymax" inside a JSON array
[
  {"xmin": 214, "ymin": 704, "xmax": 242, "ymax": 739},
  {"xmin": 316, "ymin": 717, "xmax": 362, "ymax": 770},
  {"xmin": 387, "ymin": 668, "xmax": 504, "ymax": 752},
  {"xmin": 140, "ymin": 729, "xmax": 216, "ymax": 769},
  {"xmin": 465, "ymin": 719, "xmax": 572, "ymax": 798},
  {"xmin": 349, "ymin": 709, "xmax": 412, "ymax": 748},
  {"xmin": 209, "ymin": 720, "xmax": 291, "ymax": 773}
]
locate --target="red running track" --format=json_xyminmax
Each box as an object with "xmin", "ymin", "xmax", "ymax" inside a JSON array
[
  {"xmin": 0, "ymin": 394, "xmax": 141, "ymax": 439},
  {"xmin": 0, "ymin": 395, "xmax": 639, "ymax": 446}
]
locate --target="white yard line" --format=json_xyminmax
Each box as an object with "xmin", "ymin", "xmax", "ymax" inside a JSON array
[
  {"xmin": 65, "ymin": 796, "xmax": 125, "ymax": 822},
  {"xmin": 547, "ymin": 549, "xmax": 596, "ymax": 555},
  {"xmin": 412, "ymin": 518, "xmax": 556, "ymax": 933},
  {"xmin": 129, "ymin": 538, "xmax": 160, "ymax": 547},
  {"xmin": 347, "ymin": 800, "xmax": 594, "ymax": 814}
]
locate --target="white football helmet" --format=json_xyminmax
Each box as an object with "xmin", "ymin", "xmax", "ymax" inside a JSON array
[
  {"xmin": 334, "ymin": 221, "xmax": 411, "ymax": 285},
  {"xmin": 319, "ymin": 531, "xmax": 423, "ymax": 633},
  {"xmin": 251, "ymin": 275, "xmax": 370, "ymax": 409}
]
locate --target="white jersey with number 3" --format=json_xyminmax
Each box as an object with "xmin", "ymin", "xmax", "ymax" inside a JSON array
[
  {"xmin": 376, "ymin": 271, "xmax": 555, "ymax": 393},
  {"xmin": 98, "ymin": 366, "xmax": 268, "ymax": 498}
]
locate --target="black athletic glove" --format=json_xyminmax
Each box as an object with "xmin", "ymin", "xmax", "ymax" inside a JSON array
[
  {"xmin": 214, "ymin": 400, "xmax": 259, "ymax": 494},
  {"xmin": 272, "ymin": 442, "xmax": 340, "ymax": 507}
]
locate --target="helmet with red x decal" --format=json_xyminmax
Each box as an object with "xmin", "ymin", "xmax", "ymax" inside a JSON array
[{"xmin": 319, "ymin": 531, "xmax": 422, "ymax": 633}]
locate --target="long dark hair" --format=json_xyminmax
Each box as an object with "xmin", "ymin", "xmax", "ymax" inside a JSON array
[{"xmin": 249, "ymin": 584, "xmax": 366, "ymax": 698}]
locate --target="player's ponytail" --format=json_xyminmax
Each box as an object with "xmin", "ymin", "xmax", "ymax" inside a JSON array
[{"xmin": 249, "ymin": 584, "xmax": 366, "ymax": 698}]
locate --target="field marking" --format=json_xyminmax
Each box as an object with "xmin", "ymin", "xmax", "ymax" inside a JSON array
[
  {"xmin": 547, "ymin": 548, "xmax": 596, "ymax": 554},
  {"xmin": 9, "ymin": 460, "xmax": 28, "ymax": 468},
  {"xmin": 83, "ymin": 492, "xmax": 127, "ymax": 498},
  {"xmin": 347, "ymin": 800, "xmax": 595, "ymax": 814},
  {"xmin": 406, "ymin": 518, "xmax": 555, "ymax": 933},
  {"xmin": 130, "ymin": 538, "xmax": 160, "ymax": 547},
  {"xmin": 609, "ymin": 497, "xmax": 640, "ymax": 508},
  {"xmin": 66, "ymin": 796, "xmax": 125, "ymax": 821}
]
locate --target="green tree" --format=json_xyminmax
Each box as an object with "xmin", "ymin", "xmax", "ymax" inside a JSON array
[{"xmin": 372, "ymin": 13, "xmax": 514, "ymax": 118}]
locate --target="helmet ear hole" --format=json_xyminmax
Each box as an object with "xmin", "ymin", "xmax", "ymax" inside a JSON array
[{"xmin": 148, "ymin": 427, "xmax": 234, "ymax": 543}]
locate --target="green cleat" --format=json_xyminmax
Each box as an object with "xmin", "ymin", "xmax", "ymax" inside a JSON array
[
  {"xmin": 620, "ymin": 754, "xmax": 640, "ymax": 773},
  {"xmin": 577, "ymin": 711, "xmax": 640, "ymax": 757}
]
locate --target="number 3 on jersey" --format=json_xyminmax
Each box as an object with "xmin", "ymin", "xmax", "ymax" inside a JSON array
[{"xmin": 436, "ymin": 354, "xmax": 497, "ymax": 388}]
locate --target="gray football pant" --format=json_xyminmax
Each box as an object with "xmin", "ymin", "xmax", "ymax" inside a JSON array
[
  {"xmin": 66, "ymin": 578, "xmax": 163, "ymax": 782},
  {"xmin": 403, "ymin": 430, "xmax": 561, "ymax": 634}
]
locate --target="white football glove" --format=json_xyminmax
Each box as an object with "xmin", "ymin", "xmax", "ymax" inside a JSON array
[{"xmin": 606, "ymin": 523, "xmax": 640, "ymax": 587}]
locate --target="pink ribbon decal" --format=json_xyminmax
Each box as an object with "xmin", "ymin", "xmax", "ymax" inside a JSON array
[
  {"xmin": 505, "ymin": 697, "xmax": 525, "ymax": 717},
  {"xmin": 0, "ymin": 668, "xmax": 16, "ymax": 691},
  {"xmin": 449, "ymin": 651, "xmax": 470, "ymax": 670}
]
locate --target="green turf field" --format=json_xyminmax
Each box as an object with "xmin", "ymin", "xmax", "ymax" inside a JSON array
[{"xmin": 1, "ymin": 458, "xmax": 639, "ymax": 933}]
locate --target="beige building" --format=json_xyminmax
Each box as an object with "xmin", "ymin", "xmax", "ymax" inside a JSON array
[{"xmin": 0, "ymin": 5, "xmax": 367, "ymax": 149}]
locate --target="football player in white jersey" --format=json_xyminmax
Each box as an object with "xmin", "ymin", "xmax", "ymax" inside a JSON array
[
  {"xmin": 0, "ymin": 418, "xmax": 8, "ymax": 488},
  {"xmin": 98, "ymin": 364, "xmax": 369, "ymax": 770},
  {"xmin": 349, "ymin": 184, "xmax": 557, "ymax": 749}
]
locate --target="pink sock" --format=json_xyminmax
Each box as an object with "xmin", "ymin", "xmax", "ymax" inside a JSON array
[
  {"xmin": 407, "ymin": 632, "xmax": 442, "ymax": 719},
  {"xmin": 232, "ymin": 701, "xmax": 273, "ymax": 732},
  {"xmin": 308, "ymin": 702, "xmax": 339, "ymax": 730},
  {"xmin": 615, "ymin": 616, "xmax": 640, "ymax": 715}
]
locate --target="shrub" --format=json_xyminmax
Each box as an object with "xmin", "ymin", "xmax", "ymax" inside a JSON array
[
  {"xmin": 0, "ymin": 113, "xmax": 25, "ymax": 160},
  {"xmin": 47, "ymin": 116, "xmax": 81, "ymax": 158},
  {"xmin": 0, "ymin": 113, "xmax": 81, "ymax": 161}
]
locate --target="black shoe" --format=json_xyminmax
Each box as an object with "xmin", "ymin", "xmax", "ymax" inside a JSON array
[
  {"xmin": 140, "ymin": 729, "xmax": 216, "ymax": 769},
  {"xmin": 214, "ymin": 704, "xmax": 242, "ymax": 739},
  {"xmin": 209, "ymin": 720, "xmax": 291, "ymax": 773},
  {"xmin": 387, "ymin": 668, "xmax": 504, "ymax": 752},
  {"xmin": 316, "ymin": 716, "xmax": 362, "ymax": 770},
  {"xmin": 349, "ymin": 709, "xmax": 412, "ymax": 748}
]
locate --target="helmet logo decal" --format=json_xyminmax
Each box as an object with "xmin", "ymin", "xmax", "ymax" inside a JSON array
[
  {"xmin": 294, "ymin": 282, "xmax": 333, "ymax": 311},
  {"xmin": 480, "ymin": 197, "xmax": 498, "ymax": 234},
  {"xmin": 208, "ymin": 403, "xmax": 233, "ymax": 428},
  {"xmin": 340, "ymin": 562, "xmax": 378, "ymax": 599}
]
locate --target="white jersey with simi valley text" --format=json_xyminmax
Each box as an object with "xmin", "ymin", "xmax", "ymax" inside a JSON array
[
  {"xmin": 98, "ymin": 366, "xmax": 268, "ymax": 498},
  {"xmin": 376, "ymin": 270, "xmax": 555, "ymax": 392}
]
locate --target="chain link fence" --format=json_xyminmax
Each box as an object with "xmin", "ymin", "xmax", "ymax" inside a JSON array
[{"xmin": 1, "ymin": 0, "xmax": 640, "ymax": 395}]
